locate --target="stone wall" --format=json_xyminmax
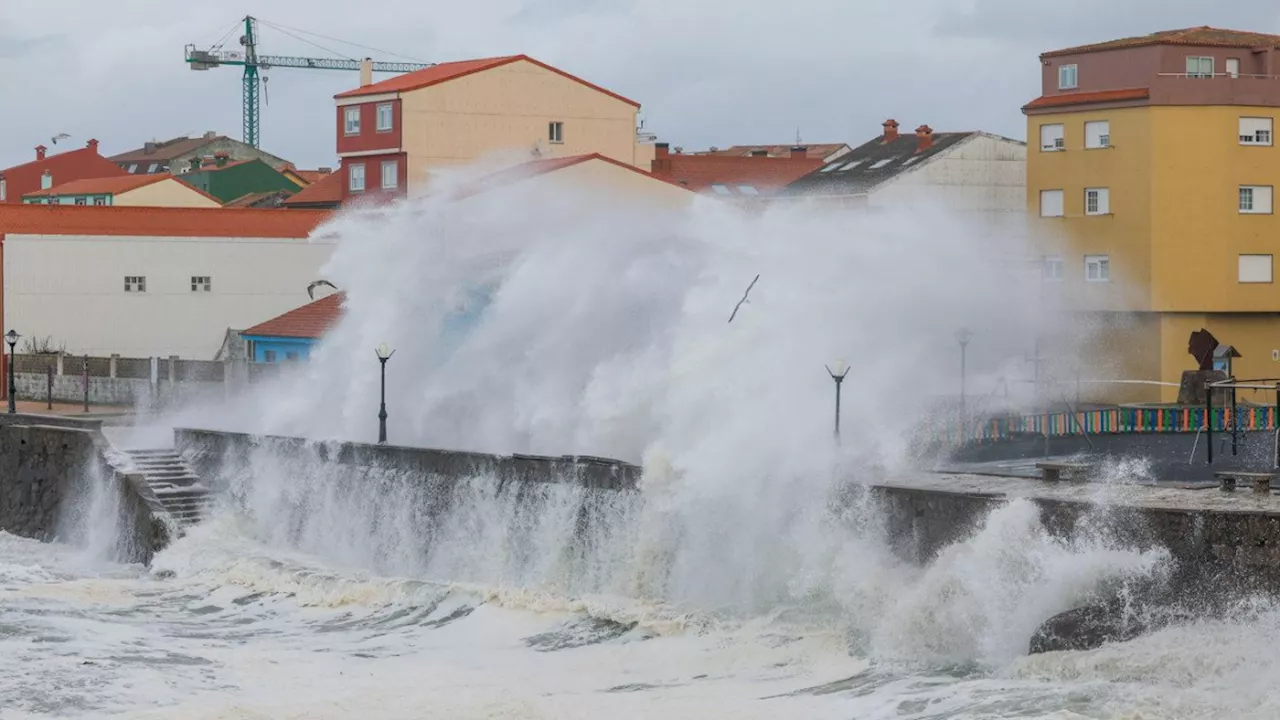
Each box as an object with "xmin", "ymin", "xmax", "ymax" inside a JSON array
[
  {"xmin": 174, "ymin": 428, "xmax": 641, "ymax": 492},
  {"xmin": 0, "ymin": 419, "xmax": 168, "ymax": 563}
]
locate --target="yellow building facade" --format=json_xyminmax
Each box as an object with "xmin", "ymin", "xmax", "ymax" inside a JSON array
[{"xmin": 1026, "ymin": 28, "xmax": 1280, "ymax": 403}]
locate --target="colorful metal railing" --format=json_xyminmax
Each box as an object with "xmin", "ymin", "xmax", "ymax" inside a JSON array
[{"xmin": 931, "ymin": 406, "xmax": 1280, "ymax": 445}]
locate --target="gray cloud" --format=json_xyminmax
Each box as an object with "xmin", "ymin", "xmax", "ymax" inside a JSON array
[{"xmin": 3, "ymin": 0, "xmax": 1279, "ymax": 170}]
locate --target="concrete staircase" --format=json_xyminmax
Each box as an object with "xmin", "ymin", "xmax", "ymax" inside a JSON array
[{"xmin": 122, "ymin": 449, "xmax": 211, "ymax": 527}]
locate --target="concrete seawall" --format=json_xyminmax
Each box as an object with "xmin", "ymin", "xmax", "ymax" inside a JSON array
[
  {"xmin": 0, "ymin": 416, "xmax": 168, "ymax": 564},
  {"xmin": 175, "ymin": 428, "xmax": 642, "ymax": 492}
]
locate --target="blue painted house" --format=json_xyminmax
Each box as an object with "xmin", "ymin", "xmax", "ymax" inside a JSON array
[{"xmin": 240, "ymin": 292, "xmax": 344, "ymax": 363}]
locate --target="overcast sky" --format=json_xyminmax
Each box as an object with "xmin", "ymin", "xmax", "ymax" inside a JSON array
[{"xmin": 3, "ymin": 1, "xmax": 1279, "ymax": 170}]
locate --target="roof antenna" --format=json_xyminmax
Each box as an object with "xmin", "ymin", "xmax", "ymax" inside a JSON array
[{"xmin": 795, "ymin": 127, "xmax": 802, "ymax": 145}]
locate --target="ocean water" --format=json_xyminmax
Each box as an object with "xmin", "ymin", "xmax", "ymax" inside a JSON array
[{"xmin": 5, "ymin": 170, "xmax": 1275, "ymax": 717}]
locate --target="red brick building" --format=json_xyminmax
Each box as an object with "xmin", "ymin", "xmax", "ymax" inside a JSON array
[
  {"xmin": 0, "ymin": 140, "xmax": 125, "ymax": 204},
  {"xmin": 649, "ymin": 142, "xmax": 824, "ymax": 197}
]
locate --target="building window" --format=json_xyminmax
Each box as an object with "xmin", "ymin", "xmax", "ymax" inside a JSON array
[
  {"xmin": 127, "ymin": 164, "xmax": 138, "ymax": 173},
  {"xmin": 737, "ymin": 185, "xmax": 759, "ymax": 195},
  {"xmin": 40, "ymin": 174, "xmax": 52, "ymax": 190},
  {"xmin": 1043, "ymin": 255, "xmax": 1064, "ymax": 281},
  {"xmin": 1039, "ymin": 124, "xmax": 1065, "ymax": 151},
  {"xmin": 376, "ymin": 103, "xmax": 393, "ymax": 132},
  {"xmin": 93, "ymin": 197, "xmax": 106, "ymax": 206},
  {"xmin": 191, "ymin": 276, "xmax": 211, "ymax": 292},
  {"xmin": 147, "ymin": 163, "xmax": 158, "ymax": 173},
  {"xmin": 381, "ymin": 160, "xmax": 398, "ymax": 190},
  {"xmin": 285, "ymin": 351, "xmax": 298, "ymax": 361},
  {"xmin": 1085, "ymin": 255, "xmax": 1110, "ymax": 283},
  {"xmin": 1039, "ymin": 189, "xmax": 1064, "ymax": 217},
  {"xmin": 0, "ymin": 178, "xmax": 6, "ymax": 201},
  {"xmin": 1227, "ymin": 58, "xmax": 1241, "ymax": 78},
  {"xmin": 1186, "ymin": 56, "xmax": 1214, "ymax": 78},
  {"xmin": 1085, "ymin": 187, "xmax": 1110, "ymax": 215},
  {"xmin": 124, "ymin": 276, "xmax": 146, "ymax": 293},
  {"xmin": 264, "ymin": 350, "xmax": 277, "ymax": 363},
  {"xmin": 1058, "ymin": 64, "xmax": 1078, "ymax": 89},
  {"xmin": 1239, "ymin": 254, "xmax": 1273, "ymax": 283},
  {"xmin": 1240, "ymin": 185, "xmax": 1273, "ymax": 214},
  {"xmin": 344, "ymin": 107, "xmax": 361, "ymax": 135},
  {"xmin": 549, "ymin": 121, "xmax": 564, "ymax": 144},
  {"xmin": 1084, "ymin": 120, "xmax": 1110, "ymax": 149},
  {"xmin": 710, "ymin": 184, "xmax": 731, "ymax": 195},
  {"xmin": 74, "ymin": 197, "xmax": 86, "ymax": 206},
  {"xmin": 349, "ymin": 163, "xmax": 365, "ymax": 192},
  {"xmin": 1240, "ymin": 117, "xmax": 1273, "ymax": 146}
]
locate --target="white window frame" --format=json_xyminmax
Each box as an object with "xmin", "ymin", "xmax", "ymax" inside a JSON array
[
  {"xmin": 1085, "ymin": 187, "xmax": 1110, "ymax": 215},
  {"xmin": 344, "ymin": 107, "xmax": 361, "ymax": 136},
  {"xmin": 349, "ymin": 163, "xmax": 366, "ymax": 192},
  {"xmin": 1040, "ymin": 123, "xmax": 1065, "ymax": 152},
  {"xmin": 1239, "ymin": 117, "xmax": 1273, "ymax": 146},
  {"xmin": 191, "ymin": 276, "xmax": 212, "ymax": 292},
  {"xmin": 1239, "ymin": 255, "xmax": 1273, "ymax": 283},
  {"xmin": 124, "ymin": 276, "xmax": 147, "ymax": 293},
  {"xmin": 1039, "ymin": 189, "xmax": 1064, "ymax": 217},
  {"xmin": 549, "ymin": 121, "xmax": 564, "ymax": 144},
  {"xmin": 0, "ymin": 178, "xmax": 6, "ymax": 201},
  {"xmin": 93, "ymin": 197, "xmax": 107, "ymax": 206},
  {"xmin": 1084, "ymin": 120, "xmax": 1110, "ymax": 149},
  {"xmin": 1043, "ymin": 255, "xmax": 1064, "ymax": 282},
  {"xmin": 1058, "ymin": 64, "xmax": 1078, "ymax": 90},
  {"xmin": 1186, "ymin": 56, "xmax": 1215, "ymax": 78},
  {"xmin": 1227, "ymin": 58, "xmax": 1241, "ymax": 78},
  {"xmin": 380, "ymin": 160, "xmax": 398, "ymax": 190},
  {"xmin": 376, "ymin": 103, "xmax": 393, "ymax": 132},
  {"xmin": 1240, "ymin": 185, "xmax": 1273, "ymax": 214},
  {"xmin": 1084, "ymin": 255, "xmax": 1110, "ymax": 283}
]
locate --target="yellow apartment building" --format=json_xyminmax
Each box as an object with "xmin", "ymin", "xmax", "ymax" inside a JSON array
[
  {"xmin": 1025, "ymin": 27, "xmax": 1280, "ymax": 403},
  {"xmin": 331, "ymin": 54, "xmax": 655, "ymax": 202}
]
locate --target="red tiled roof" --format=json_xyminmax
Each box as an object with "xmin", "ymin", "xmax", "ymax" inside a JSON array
[
  {"xmin": 651, "ymin": 153, "xmax": 824, "ymax": 194},
  {"xmin": 0, "ymin": 203, "xmax": 330, "ymax": 238},
  {"xmin": 24, "ymin": 173, "xmax": 170, "ymax": 197},
  {"xmin": 452, "ymin": 153, "xmax": 685, "ymax": 200},
  {"xmin": 281, "ymin": 171, "xmax": 343, "ymax": 208},
  {"xmin": 0, "ymin": 145, "xmax": 127, "ymax": 204},
  {"xmin": 335, "ymin": 54, "xmax": 640, "ymax": 108},
  {"xmin": 292, "ymin": 169, "xmax": 332, "ymax": 184},
  {"xmin": 1022, "ymin": 87, "xmax": 1150, "ymax": 111},
  {"xmin": 1043, "ymin": 27, "xmax": 1280, "ymax": 58},
  {"xmin": 241, "ymin": 292, "xmax": 345, "ymax": 339}
]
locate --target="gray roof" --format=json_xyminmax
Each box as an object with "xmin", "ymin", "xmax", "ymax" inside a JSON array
[{"xmin": 781, "ymin": 131, "xmax": 976, "ymax": 197}]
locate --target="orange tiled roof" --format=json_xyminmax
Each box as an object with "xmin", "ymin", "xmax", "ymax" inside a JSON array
[
  {"xmin": 452, "ymin": 153, "xmax": 685, "ymax": 199},
  {"xmin": 0, "ymin": 203, "xmax": 330, "ymax": 238},
  {"xmin": 335, "ymin": 54, "xmax": 640, "ymax": 107},
  {"xmin": 281, "ymin": 171, "xmax": 343, "ymax": 207},
  {"xmin": 694, "ymin": 144, "xmax": 850, "ymax": 160},
  {"xmin": 292, "ymin": 169, "xmax": 331, "ymax": 184},
  {"xmin": 241, "ymin": 292, "xmax": 345, "ymax": 339},
  {"xmin": 0, "ymin": 144, "xmax": 127, "ymax": 204},
  {"xmin": 1043, "ymin": 27, "xmax": 1280, "ymax": 58},
  {"xmin": 1022, "ymin": 87, "xmax": 1150, "ymax": 111},
  {"xmin": 23, "ymin": 173, "xmax": 171, "ymax": 197},
  {"xmin": 652, "ymin": 153, "xmax": 824, "ymax": 194}
]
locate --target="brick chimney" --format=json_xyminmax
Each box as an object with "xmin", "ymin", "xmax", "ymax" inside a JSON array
[
  {"xmin": 318, "ymin": 167, "xmax": 332, "ymax": 174},
  {"xmin": 915, "ymin": 124, "xmax": 934, "ymax": 152},
  {"xmin": 214, "ymin": 151, "xmax": 230, "ymax": 168},
  {"xmin": 35, "ymin": 145, "xmax": 47, "ymax": 161},
  {"xmin": 359, "ymin": 58, "xmax": 373, "ymax": 87},
  {"xmin": 881, "ymin": 119, "xmax": 899, "ymax": 143},
  {"xmin": 790, "ymin": 146, "xmax": 808, "ymax": 160},
  {"xmin": 651, "ymin": 142, "xmax": 673, "ymax": 174},
  {"xmin": 86, "ymin": 138, "xmax": 99, "ymax": 153}
]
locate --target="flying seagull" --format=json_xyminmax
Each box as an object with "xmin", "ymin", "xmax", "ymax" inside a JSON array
[
  {"xmin": 727, "ymin": 274, "xmax": 760, "ymax": 324},
  {"xmin": 50, "ymin": 133, "xmax": 70, "ymax": 145},
  {"xmin": 307, "ymin": 279, "xmax": 338, "ymax": 300}
]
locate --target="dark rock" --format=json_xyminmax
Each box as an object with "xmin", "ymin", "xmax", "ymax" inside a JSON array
[{"xmin": 1029, "ymin": 602, "xmax": 1150, "ymax": 653}]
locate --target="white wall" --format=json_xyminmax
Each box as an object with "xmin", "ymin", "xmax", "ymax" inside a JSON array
[
  {"xmin": 870, "ymin": 134, "xmax": 1027, "ymax": 212},
  {"xmin": 5, "ymin": 234, "xmax": 334, "ymax": 359}
]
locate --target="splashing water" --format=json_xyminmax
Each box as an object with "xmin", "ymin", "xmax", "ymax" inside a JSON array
[{"xmin": 3, "ymin": 169, "xmax": 1238, "ymax": 717}]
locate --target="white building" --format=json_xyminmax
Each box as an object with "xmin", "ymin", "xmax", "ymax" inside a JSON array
[
  {"xmin": 0, "ymin": 204, "xmax": 333, "ymax": 359},
  {"xmin": 780, "ymin": 119, "xmax": 1026, "ymax": 217}
]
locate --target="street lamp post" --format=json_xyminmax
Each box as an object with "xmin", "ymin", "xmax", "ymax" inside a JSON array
[
  {"xmin": 825, "ymin": 359, "xmax": 849, "ymax": 442},
  {"xmin": 375, "ymin": 343, "xmax": 395, "ymax": 444},
  {"xmin": 956, "ymin": 328, "xmax": 973, "ymax": 437},
  {"xmin": 5, "ymin": 330, "xmax": 19, "ymax": 414}
]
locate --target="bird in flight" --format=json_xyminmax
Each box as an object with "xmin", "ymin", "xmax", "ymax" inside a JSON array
[
  {"xmin": 307, "ymin": 279, "xmax": 338, "ymax": 299},
  {"xmin": 728, "ymin": 274, "xmax": 760, "ymax": 324}
]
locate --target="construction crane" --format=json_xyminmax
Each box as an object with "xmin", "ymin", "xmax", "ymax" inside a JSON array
[{"xmin": 184, "ymin": 16, "xmax": 433, "ymax": 148}]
